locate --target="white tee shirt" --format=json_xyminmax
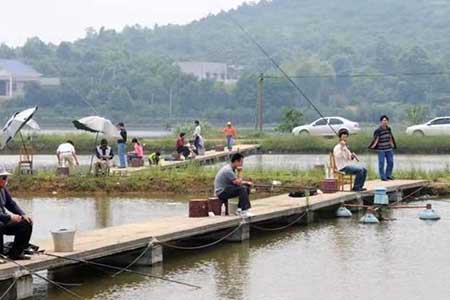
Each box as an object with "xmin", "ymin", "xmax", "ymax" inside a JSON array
[
  {"xmin": 193, "ymin": 125, "xmax": 201, "ymax": 137},
  {"xmin": 57, "ymin": 143, "xmax": 75, "ymax": 154},
  {"xmin": 333, "ymin": 143, "xmax": 352, "ymax": 171}
]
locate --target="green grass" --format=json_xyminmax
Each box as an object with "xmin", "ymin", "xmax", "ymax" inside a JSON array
[{"xmin": 3, "ymin": 131, "xmax": 450, "ymax": 155}]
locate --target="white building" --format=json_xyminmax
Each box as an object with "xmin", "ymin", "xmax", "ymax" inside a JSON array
[
  {"xmin": 0, "ymin": 59, "xmax": 59, "ymax": 100},
  {"xmin": 176, "ymin": 61, "xmax": 242, "ymax": 84}
]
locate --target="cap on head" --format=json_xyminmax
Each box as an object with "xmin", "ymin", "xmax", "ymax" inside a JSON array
[
  {"xmin": 0, "ymin": 166, "xmax": 11, "ymax": 176},
  {"xmin": 227, "ymin": 121, "xmax": 232, "ymax": 126}
]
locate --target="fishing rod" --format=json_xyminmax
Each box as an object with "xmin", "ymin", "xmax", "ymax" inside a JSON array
[
  {"xmin": 263, "ymin": 71, "xmax": 450, "ymax": 79},
  {"xmin": 226, "ymin": 15, "xmax": 339, "ymax": 136},
  {"xmin": 43, "ymin": 252, "xmax": 201, "ymax": 289},
  {"xmin": 0, "ymin": 254, "xmax": 86, "ymax": 300}
]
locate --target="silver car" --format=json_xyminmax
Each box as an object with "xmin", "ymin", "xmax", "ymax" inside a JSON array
[
  {"xmin": 292, "ymin": 117, "xmax": 360, "ymax": 136},
  {"xmin": 406, "ymin": 117, "xmax": 450, "ymax": 136}
]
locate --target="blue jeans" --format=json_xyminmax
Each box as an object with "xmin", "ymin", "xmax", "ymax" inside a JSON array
[
  {"xmin": 377, "ymin": 150, "xmax": 394, "ymax": 180},
  {"xmin": 118, "ymin": 143, "xmax": 126, "ymax": 168},
  {"xmin": 341, "ymin": 165, "xmax": 367, "ymax": 190},
  {"xmin": 226, "ymin": 136, "xmax": 234, "ymax": 150}
]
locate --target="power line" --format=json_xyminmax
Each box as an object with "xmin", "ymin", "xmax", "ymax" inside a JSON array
[{"xmin": 263, "ymin": 71, "xmax": 450, "ymax": 79}]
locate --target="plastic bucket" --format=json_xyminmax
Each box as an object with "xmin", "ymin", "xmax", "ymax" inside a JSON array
[
  {"xmin": 51, "ymin": 229, "xmax": 76, "ymax": 252},
  {"xmin": 228, "ymin": 199, "xmax": 239, "ymax": 215}
]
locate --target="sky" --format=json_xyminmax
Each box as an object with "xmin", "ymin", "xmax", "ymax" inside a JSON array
[{"xmin": 0, "ymin": 0, "xmax": 255, "ymax": 47}]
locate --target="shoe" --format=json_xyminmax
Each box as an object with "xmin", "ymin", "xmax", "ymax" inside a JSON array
[
  {"xmin": 352, "ymin": 188, "xmax": 367, "ymax": 192},
  {"xmin": 241, "ymin": 210, "xmax": 253, "ymax": 217},
  {"xmin": 234, "ymin": 208, "xmax": 242, "ymax": 216},
  {"xmin": 381, "ymin": 178, "xmax": 388, "ymax": 181},
  {"xmin": 8, "ymin": 254, "xmax": 31, "ymax": 260},
  {"xmin": 387, "ymin": 177, "xmax": 394, "ymax": 180}
]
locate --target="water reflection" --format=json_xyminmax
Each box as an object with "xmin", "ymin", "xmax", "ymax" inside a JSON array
[
  {"xmin": 31, "ymin": 199, "xmax": 450, "ymax": 300},
  {"xmin": 14, "ymin": 197, "xmax": 187, "ymax": 242}
]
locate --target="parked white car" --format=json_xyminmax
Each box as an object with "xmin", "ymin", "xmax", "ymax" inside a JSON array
[
  {"xmin": 406, "ymin": 117, "xmax": 450, "ymax": 136},
  {"xmin": 292, "ymin": 117, "xmax": 360, "ymax": 136}
]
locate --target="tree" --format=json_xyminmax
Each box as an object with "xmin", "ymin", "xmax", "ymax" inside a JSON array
[
  {"xmin": 406, "ymin": 105, "xmax": 428, "ymax": 125},
  {"xmin": 276, "ymin": 108, "xmax": 304, "ymax": 133}
]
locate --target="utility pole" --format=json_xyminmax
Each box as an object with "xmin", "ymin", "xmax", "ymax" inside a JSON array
[
  {"xmin": 256, "ymin": 73, "xmax": 264, "ymax": 131},
  {"xmin": 169, "ymin": 87, "xmax": 174, "ymax": 119}
]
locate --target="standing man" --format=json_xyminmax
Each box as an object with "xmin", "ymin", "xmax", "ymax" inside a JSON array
[
  {"xmin": 334, "ymin": 131, "xmax": 367, "ymax": 191},
  {"xmin": 56, "ymin": 140, "xmax": 80, "ymax": 168},
  {"xmin": 193, "ymin": 120, "xmax": 202, "ymax": 151},
  {"xmin": 0, "ymin": 167, "xmax": 33, "ymax": 260},
  {"xmin": 117, "ymin": 122, "xmax": 127, "ymax": 168},
  {"xmin": 369, "ymin": 115, "xmax": 397, "ymax": 181},
  {"xmin": 214, "ymin": 153, "xmax": 253, "ymax": 217},
  {"xmin": 222, "ymin": 121, "xmax": 237, "ymax": 151}
]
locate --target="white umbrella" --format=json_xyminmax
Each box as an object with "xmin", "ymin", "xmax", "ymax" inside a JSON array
[
  {"xmin": 72, "ymin": 116, "xmax": 121, "ymax": 138},
  {"xmin": 72, "ymin": 116, "xmax": 121, "ymax": 174},
  {"xmin": 0, "ymin": 106, "xmax": 38, "ymax": 150}
]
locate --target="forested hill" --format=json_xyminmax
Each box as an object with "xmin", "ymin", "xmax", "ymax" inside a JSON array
[{"xmin": 1, "ymin": 0, "xmax": 450, "ymax": 126}]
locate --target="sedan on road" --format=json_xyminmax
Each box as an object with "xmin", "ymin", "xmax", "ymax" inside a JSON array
[
  {"xmin": 292, "ymin": 117, "xmax": 360, "ymax": 136},
  {"xmin": 406, "ymin": 117, "xmax": 450, "ymax": 136}
]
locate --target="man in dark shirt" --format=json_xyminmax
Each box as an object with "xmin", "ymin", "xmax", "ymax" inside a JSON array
[
  {"xmin": 117, "ymin": 122, "xmax": 127, "ymax": 168},
  {"xmin": 369, "ymin": 115, "xmax": 397, "ymax": 181},
  {"xmin": 0, "ymin": 167, "xmax": 33, "ymax": 260}
]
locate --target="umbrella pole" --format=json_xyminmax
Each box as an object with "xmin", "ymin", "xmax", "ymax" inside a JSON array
[{"xmin": 88, "ymin": 132, "xmax": 99, "ymax": 175}]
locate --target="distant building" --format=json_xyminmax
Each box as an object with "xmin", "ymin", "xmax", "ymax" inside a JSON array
[
  {"xmin": 176, "ymin": 61, "xmax": 242, "ymax": 84},
  {"xmin": 0, "ymin": 59, "xmax": 60, "ymax": 100}
]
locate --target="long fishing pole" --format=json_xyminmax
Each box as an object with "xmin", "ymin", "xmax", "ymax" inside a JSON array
[
  {"xmin": 227, "ymin": 15, "xmax": 339, "ymax": 136},
  {"xmin": 0, "ymin": 254, "xmax": 86, "ymax": 300},
  {"xmin": 43, "ymin": 252, "xmax": 201, "ymax": 289}
]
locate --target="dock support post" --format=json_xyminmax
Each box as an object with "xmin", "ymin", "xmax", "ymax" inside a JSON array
[
  {"xmin": 1, "ymin": 271, "xmax": 34, "ymax": 300},
  {"xmin": 299, "ymin": 211, "xmax": 316, "ymax": 225},
  {"xmin": 135, "ymin": 243, "xmax": 163, "ymax": 266},
  {"xmin": 226, "ymin": 222, "xmax": 250, "ymax": 242},
  {"xmin": 389, "ymin": 191, "xmax": 403, "ymax": 203}
]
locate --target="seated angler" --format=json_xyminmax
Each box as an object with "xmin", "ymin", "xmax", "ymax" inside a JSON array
[
  {"xmin": 214, "ymin": 153, "xmax": 253, "ymax": 217},
  {"xmin": 0, "ymin": 167, "xmax": 33, "ymax": 260},
  {"xmin": 333, "ymin": 130, "xmax": 367, "ymax": 192}
]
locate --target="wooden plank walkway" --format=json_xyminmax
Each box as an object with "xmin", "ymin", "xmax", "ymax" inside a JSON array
[
  {"xmin": 110, "ymin": 144, "xmax": 259, "ymax": 174},
  {"xmin": 0, "ymin": 179, "xmax": 428, "ymax": 281}
]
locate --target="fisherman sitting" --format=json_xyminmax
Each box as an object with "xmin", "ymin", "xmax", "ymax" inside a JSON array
[
  {"xmin": 333, "ymin": 130, "xmax": 367, "ymax": 191},
  {"xmin": 94, "ymin": 139, "xmax": 114, "ymax": 176},
  {"xmin": 214, "ymin": 153, "xmax": 253, "ymax": 217},
  {"xmin": 0, "ymin": 167, "xmax": 33, "ymax": 260},
  {"xmin": 176, "ymin": 133, "xmax": 190, "ymax": 160},
  {"xmin": 148, "ymin": 152, "xmax": 161, "ymax": 165}
]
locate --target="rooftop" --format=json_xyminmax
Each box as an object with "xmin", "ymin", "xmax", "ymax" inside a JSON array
[{"xmin": 0, "ymin": 59, "xmax": 41, "ymax": 78}]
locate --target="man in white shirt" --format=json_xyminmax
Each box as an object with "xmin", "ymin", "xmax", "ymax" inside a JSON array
[
  {"xmin": 56, "ymin": 140, "xmax": 80, "ymax": 168},
  {"xmin": 193, "ymin": 120, "xmax": 203, "ymax": 154},
  {"xmin": 333, "ymin": 131, "xmax": 367, "ymax": 191}
]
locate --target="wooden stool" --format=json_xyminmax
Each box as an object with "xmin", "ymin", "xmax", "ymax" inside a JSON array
[
  {"xmin": 189, "ymin": 199, "xmax": 209, "ymax": 218},
  {"xmin": 208, "ymin": 197, "xmax": 223, "ymax": 216}
]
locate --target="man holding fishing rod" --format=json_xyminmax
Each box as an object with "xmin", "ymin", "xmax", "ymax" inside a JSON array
[
  {"xmin": 333, "ymin": 130, "xmax": 367, "ymax": 192},
  {"xmin": 0, "ymin": 166, "xmax": 33, "ymax": 260}
]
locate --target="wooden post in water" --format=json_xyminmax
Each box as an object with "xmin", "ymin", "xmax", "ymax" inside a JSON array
[{"xmin": 256, "ymin": 73, "xmax": 264, "ymax": 131}]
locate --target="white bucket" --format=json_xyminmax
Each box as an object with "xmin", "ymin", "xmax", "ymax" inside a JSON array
[
  {"xmin": 51, "ymin": 229, "xmax": 76, "ymax": 252},
  {"xmin": 229, "ymin": 199, "xmax": 239, "ymax": 215}
]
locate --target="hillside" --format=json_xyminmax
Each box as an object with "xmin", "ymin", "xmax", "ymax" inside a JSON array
[{"xmin": 1, "ymin": 0, "xmax": 450, "ymax": 126}]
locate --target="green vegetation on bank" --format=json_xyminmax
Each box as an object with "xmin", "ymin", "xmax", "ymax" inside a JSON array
[
  {"xmin": 2, "ymin": 131, "xmax": 450, "ymax": 155},
  {"xmin": 1, "ymin": 0, "xmax": 450, "ymax": 124}
]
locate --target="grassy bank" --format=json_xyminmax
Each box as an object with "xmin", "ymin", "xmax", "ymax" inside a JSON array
[
  {"xmin": 2, "ymin": 131, "xmax": 450, "ymax": 155},
  {"xmin": 7, "ymin": 164, "xmax": 324, "ymax": 198},
  {"xmin": 6, "ymin": 162, "xmax": 450, "ymax": 198}
]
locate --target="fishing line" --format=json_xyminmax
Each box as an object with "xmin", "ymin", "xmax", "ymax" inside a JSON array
[
  {"xmin": 0, "ymin": 254, "xmax": 86, "ymax": 300},
  {"xmin": 225, "ymin": 14, "xmax": 339, "ymax": 136},
  {"xmin": 264, "ymin": 71, "xmax": 450, "ymax": 79},
  {"xmin": 43, "ymin": 252, "xmax": 201, "ymax": 289}
]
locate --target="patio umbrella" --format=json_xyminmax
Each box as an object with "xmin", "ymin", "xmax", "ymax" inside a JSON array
[
  {"xmin": 72, "ymin": 116, "xmax": 121, "ymax": 138},
  {"xmin": 0, "ymin": 106, "xmax": 38, "ymax": 150},
  {"xmin": 72, "ymin": 116, "xmax": 121, "ymax": 174}
]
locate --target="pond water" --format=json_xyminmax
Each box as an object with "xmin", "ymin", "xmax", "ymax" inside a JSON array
[
  {"xmin": 2, "ymin": 154, "xmax": 450, "ymax": 172},
  {"xmin": 20, "ymin": 197, "xmax": 449, "ymax": 300}
]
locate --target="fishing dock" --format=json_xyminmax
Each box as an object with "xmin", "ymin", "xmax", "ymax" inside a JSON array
[
  {"xmin": 0, "ymin": 179, "xmax": 428, "ymax": 299},
  {"xmin": 110, "ymin": 144, "xmax": 259, "ymax": 174}
]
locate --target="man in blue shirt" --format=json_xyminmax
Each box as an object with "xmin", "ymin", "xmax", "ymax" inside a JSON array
[{"xmin": 0, "ymin": 167, "xmax": 33, "ymax": 260}]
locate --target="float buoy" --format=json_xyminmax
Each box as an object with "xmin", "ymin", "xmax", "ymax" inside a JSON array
[
  {"xmin": 336, "ymin": 206, "xmax": 352, "ymax": 218},
  {"xmin": 419, "ymin": 204, "xmax": 440, "ymax": 221}
]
